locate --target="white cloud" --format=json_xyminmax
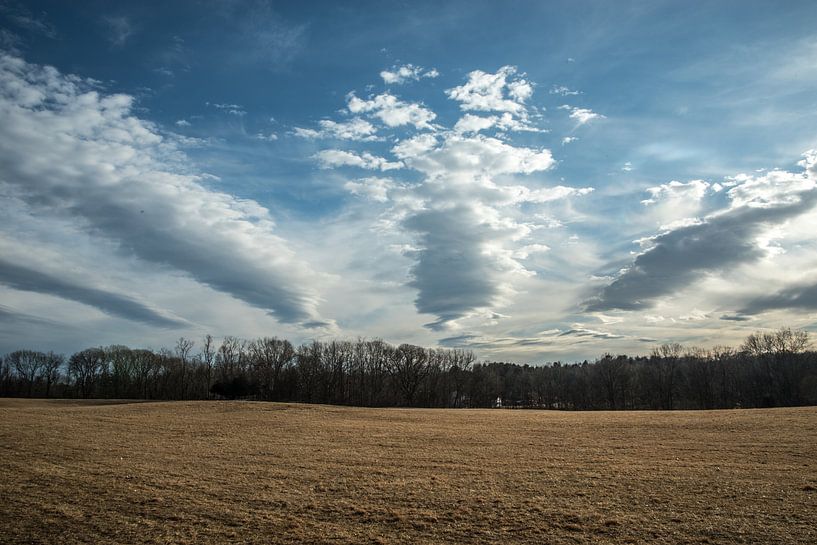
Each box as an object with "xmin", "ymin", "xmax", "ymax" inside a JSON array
[
  {"xmin": 294, "ymin": 117, "xmax": 378, "ymax": 141},
  {"xmin": 0, "ymin": 53, "xmax": 325, "ymax": 326},
  {"xmin": 175, "ymin": 119, "xmax": 191, "ymax": 127},
  {"xmin": 344, "ymin": 177, "xmax": 395, "ymax": 202},
  {"xmin": 513, "ymin": 244, "xmax": 551, "ymax": 259},
  {"xmin": 550, "ymin": 85, "xmax": 580, "ymax": 96},
  {"xmin": 453, "ymin": 112, "xmax": 542, "ymax": 134},
  {"xmin": 559, "ymin": 105, "xmax": 605, "ymax": 125},
  {"xmin": 561, "ymin": 136, "xmax": 578, "ymax": 145},
  {"xmin": 446, "ymin": 66, "xmax": 533, "ymax": 114},
  {"xmin": 315, "ymin": 149, "xmax": 403, "ymax": 171},
  {"xmin": 102, "ymin": 15, "xmax": 134, "ymax": 47},
  {"xmin": 727, "ymin": 166, "xmax": 816, "ymax": 208},
  {"xmin": 453, "ymin": 113, "xmax": 498, "ymax": 134},
  {"xmin": 347, "ymin": 92, "xmax": 436, "ymax": 130},
  {"xmin": 380, "ymin": 64, "xmax": 439, "ymax": 85},
  {"xmin": 302, "ymin": 64, "xmax": 594, "ymax": 333},
  {"xmin": 394, "ymin": 134, "xmax": 555, "ymax": 176},
  {"xmin": 641, "ymin": 179, "xmax": 710, "ymax": 206},
  {"xmin": 208, "ymin": 102, "xmax": 246, "ymax": 116}
]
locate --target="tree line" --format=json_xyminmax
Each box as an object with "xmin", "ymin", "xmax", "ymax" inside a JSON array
[{"xmin": 1, "ymin": 327, "xmax": 816, "ymax": 409}]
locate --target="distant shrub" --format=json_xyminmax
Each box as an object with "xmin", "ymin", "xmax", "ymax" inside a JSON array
[{"xmin": 210, "ymin": 376, "xmax": 254, "ymax": 399}]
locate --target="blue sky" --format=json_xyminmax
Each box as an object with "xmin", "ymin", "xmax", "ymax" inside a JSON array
[{"xmin": 2, "ymin": 0, "xmax": 817, "ymax": 361}]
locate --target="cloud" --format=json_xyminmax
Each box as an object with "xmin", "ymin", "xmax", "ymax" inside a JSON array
[
  {"xmin": 393, "ymin": 133, "xmax": 555, "ymax": 176},
  {"xmin": 315, "ymin": 149, "xmax": 403, "ymax": 171},
  {"xmin": 513, "ymin": 244, "xmax": 551, "ymax": 259},
  {"xmin": 294, "ymin": 117, "xmax": 378, "ymax": 141},
  {"xmin": 550, "ymin": 85, "xmax": 580, "ymax": 96},
  {"xmin": 388, "ymin": 133, "xmax": 586, "ymax": 329},
  {"xmin": 380, "ymin": 64, "xmax": 438, "ymax": 85},
  {"xmin": 0, "ymin": 259, "xmax": 185, "ymax": 328},
  {"xmin": 347, "ymin": 92, "xmax": 436, "ymax": 130},
  {"xmin": 0, "ymin": 2, "xmax": 56, "ymax": 38},
  {"xmin": 720, "ymin": 313, "xmax": 752, "ymax": 321},
  {"xmin": 453, "ymin": 112, "xmax": 542, "ymax": 134},
  {"xmin": 557, "ymin": 327, "xmax": 624, "ymax": 340},
  {"xmin": 0, "ymin": 28, "xmax": 22, "ymax": 54},
  {"xmin": 0, "ymin": 53, "xmax": 325, "ymax": 325},
  {"xmin": 586, "ymin": 155, "xmax": 817, "ymax": 312},
  {"xmin": 739, "ymin": 283, "xmax": 817, "ymax": 315},
  {"xmin": 446, "ymin": 66, "xmax": 532, "ymax": 114},
  {"xmin": 453, "ymin": 113, "xmax": 498, "ymax": 134},
  {"xmin": 208, "ymin": 102, "xmax": 246, "ymax": 116},
  {"xmin": 0, "ymin": 303, "xmax": 64, "ymax": 327},
  {"xmin": 308, "ymin": 64, "xmax": 593, "ymax": 332},
  {"xmin": 212, "ymin": 1, "xmax": 306, "ymax": 69},
  {"xmin": 641, "ymin": 179, "xmax": 711, "ymax": 223},
  {"xmin": 102, "ymin": 15, "xmax": 134, "ymax": 47},
  {"xmin": 559, "ymin": 105, "xmax": 605, "ymax": 125},
  {"xmin": 344, "ymin": 177, "xmax": 395, "ymax": 202},
  {"xmin": 641, "ymin": 179, "xmax": 710, "ymax": 203},
  {"xmin": 175, "ymin": 119, "xmax": 191, "ymax": 127},
  {"xmin": 561, "ymin": 136, "xmax": 578, "ymax": 145},
  {"xmin": 403, "ymin": 207, "xmax": 504, "ymax": 330}
]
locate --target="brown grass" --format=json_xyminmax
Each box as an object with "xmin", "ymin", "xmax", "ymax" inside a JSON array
[{"xmin": 1, "ymin": 399, "xmax": 815, "ymax": 544}]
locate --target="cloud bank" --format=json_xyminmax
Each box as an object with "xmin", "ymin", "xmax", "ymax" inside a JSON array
[{"xmin": 0, "ymin": 54, "xmax": 325, "ymax": 326}]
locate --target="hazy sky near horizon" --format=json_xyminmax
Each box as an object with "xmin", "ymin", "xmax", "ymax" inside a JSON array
[{"xmin": 2, "ymin": 0, "xmax": 817, "ymax": 362}]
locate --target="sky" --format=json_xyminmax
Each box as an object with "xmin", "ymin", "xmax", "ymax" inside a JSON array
[{"xmin": 1, "ymin": 0, "xmax": 817, "ymax": 362}]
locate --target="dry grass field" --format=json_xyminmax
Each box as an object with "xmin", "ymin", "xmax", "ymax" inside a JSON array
[{"xmin": 1, "ymin": 400, "xmax": 815, "ymax": 544}]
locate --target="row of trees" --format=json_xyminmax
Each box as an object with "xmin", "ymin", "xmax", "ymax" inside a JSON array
[{"xmin": 1, "ymin": 328, "xmax": 815, "ymax": 409}]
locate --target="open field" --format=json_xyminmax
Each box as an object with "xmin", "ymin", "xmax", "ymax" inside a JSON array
[{"xmin": 1, "ymin": 400, "xmax": 815, "ymax": 544}]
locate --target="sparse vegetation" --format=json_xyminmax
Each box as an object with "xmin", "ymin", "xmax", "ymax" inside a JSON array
[{"xmin": 1, "ymin": 400, "xmax": 815, "ymax": 544}]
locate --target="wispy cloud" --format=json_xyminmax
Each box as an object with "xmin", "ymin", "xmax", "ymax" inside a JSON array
[
  {"xmin": 294, "ymin": 118, "xmax": 379, "ymax": 141},
  {"xmin": 550, "ymin": 85, "xmax": 580, "ymax": 96},
  {"xmin": 0, "ymin": 53, "xmax": 326, "ymax": 326},
  {"xmin": 0, "ymin": 2, "xmax": 56, "ymax": 38},
  {"xmin": 380, "ymin": 63, "xmax": 439, "ymax": 85},
  {"xmin": 208, "ymin": 102, "xmax": 247, "ymax": 116},
  {"xmin": 101, "ymin": 15, "xmax": 134, "ymax": 47},
  {"xmin": 559, "ymin": 104, "xmax": 605, "ymax": 125},
  {"xmin": 315, "ymin": 149, "xmax": 403, "ymax": 171},
  {"xmin": 0, "ymin": 259, "xmax": 185, "ymax": 328}
]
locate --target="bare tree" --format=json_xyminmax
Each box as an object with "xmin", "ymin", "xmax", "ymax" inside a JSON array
[
  {"xmin": 7, "ymin": 350, "xmax": 43, "ymax": 397},
  {"xmin": 389, "ymin": 344, "xmax": 430, "ymax": 406},
  {"xmin": 175, "ymin": 337, "xmax": 195, "ymax": 399},
  {"xmin": 39, "ymin": 351, "xmax": 63, "ymax": 398},
  {"xmin": 132, "ymin": 348, "xmax": 158, "ymax": 399},
  {"xmin": 201, "ymin": 334, "xmax": 215, "ymax": 399},
  {"xmin": 649, "ymin": 343, "xmax": 682, "ymax": 409},
  {"xmin": 249, "ymin": 337, "xmax": 294, "ymax": 400},
  {"xmin": 106, "ymin": 345, "xmax": 134, "ymax": 398},
  {"xmin": 69, "ymin": 348, "xmax": 105, "ymax": 398}
]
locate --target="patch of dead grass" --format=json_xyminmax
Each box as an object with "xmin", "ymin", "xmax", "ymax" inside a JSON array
[{"xmin": 1, "ymin": 401, "xmax": 815, "ymax": 544}]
